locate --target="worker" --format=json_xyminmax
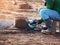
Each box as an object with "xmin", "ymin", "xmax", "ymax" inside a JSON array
[{"xmin": 38, "ymin": 0, "xmax": 60, "ymax": 34}]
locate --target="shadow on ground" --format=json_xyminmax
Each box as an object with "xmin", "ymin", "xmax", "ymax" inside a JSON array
[
  {"xmin": 0, "ymin": 28, "xmax": 41, "ymax": 34},
  {"xmin": 0, "ymin": 29, "xmax": 60, "ymax": 37}
]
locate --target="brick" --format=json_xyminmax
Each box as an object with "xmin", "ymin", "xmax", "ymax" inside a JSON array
[
  {"xmin": 19, "ymin": 3, "xmax": 32, "ymax": 9},
  {"xmin": 15, "ymin": 17, "xmax": 29, "ymax": 29}
]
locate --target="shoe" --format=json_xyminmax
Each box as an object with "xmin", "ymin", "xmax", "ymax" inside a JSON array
[
  {"xmin": 41, "ymin": 30, "xmax": 48, "ymax": 34},
  {"xmin": 38, "ymin": 26, "xmax": 48, "ymax": 30}
]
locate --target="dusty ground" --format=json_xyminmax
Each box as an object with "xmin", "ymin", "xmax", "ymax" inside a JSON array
[
  {"xmin": 0, "ymin": 0, "xmax": 60, "ymax": 45},
  {"xmin": 0, "ymin": 30, "xmax": 60, "ymax": 45}
]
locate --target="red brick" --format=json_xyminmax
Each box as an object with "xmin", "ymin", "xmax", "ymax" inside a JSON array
[
  {"xmin": 15, "ymin": 17, "xmax": 29, "ymax": 29},
  {"xmin": 19, "ymin": 3, "xmax": 32, "ymax": 9}
]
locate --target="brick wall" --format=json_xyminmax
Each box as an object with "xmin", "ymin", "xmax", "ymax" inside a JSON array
[
  {"xmin": 0, "ymin": 0, "xmax": 43, "ymax": 20},
  {"xmin": 0, "ymin": 0, "xmax": 44, "ymax": 29},
  {"xmin": 0, "ymin": 0, "xmax": 43, "ymax": 10},
  {"xmin": 0, "ymin": 0, "xmax": 19, "ymax": 10}
]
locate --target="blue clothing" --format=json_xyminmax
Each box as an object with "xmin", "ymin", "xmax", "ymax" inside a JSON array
[
  {"xmin": 38, "ymin": 8, "xmax": 60, "ymax": 32},
  {"xmin": 38, "ymin": 8, "xmax": 60, "ymax": 20}
]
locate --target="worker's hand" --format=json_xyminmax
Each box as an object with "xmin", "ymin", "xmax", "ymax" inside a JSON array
[{"xmin": 36, "ymin": 20, "xmax": 43, "ymax": 24}]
